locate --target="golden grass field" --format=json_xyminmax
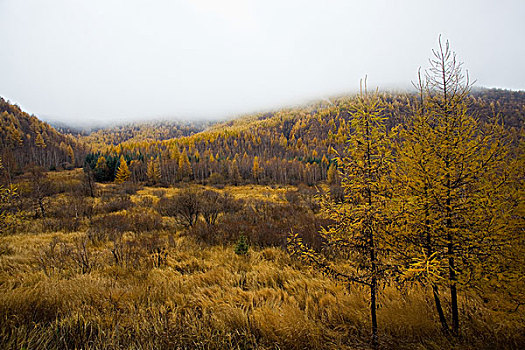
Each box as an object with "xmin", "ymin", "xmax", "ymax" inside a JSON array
[{"xmin": 0, "ymin": 174, "xmax": 523, "ymax": 349}]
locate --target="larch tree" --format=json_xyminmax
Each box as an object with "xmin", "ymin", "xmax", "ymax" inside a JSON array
[
  {"xmin": 178, "ymin": 149, "xmax": 192, "ymax": 181},
  {"xmin": 395, "ymin": 37, "xmax": 515, "ymax": 335},
  {"xmin": 252, "ymin": 156, "xmax": 260, "ymax": 183},
  {"xmin": 0, "ymin": 156, "xmax": 18, "ymax": 234},
  {"xmin": 147, "ymin": 156, "xmax": 161, "ymax": 184},
  {"xmin": 326, "ymin": 162, "xmax": 338, "ymax": 185},
  {"xmin": 114, "ymin": 155, "xmax": 131, "ymax": 183},
  {"xmin": 288, "ymin": 84, "xmax": 396, "ymax": 349}
]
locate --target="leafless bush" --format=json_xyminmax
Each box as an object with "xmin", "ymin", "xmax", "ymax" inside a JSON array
[
  {"xmin": 88, "ymin": 212, "xmax": 131, "ymax": 243},
  {"xmin": 44, "ymin": 196, "xmax": 94, "ymax": 232},
  {"xmin": 187, "ymin": 198, "xmax": 325, "ymax": 249},
  {"xmin": 157, "ymin": 189, "xmax": 200, "ymax": 228},
  {"xmin": 73, "ymin": 236, "xmax": 94, "ymax": 274},
  {"xmin": 110, "ymin": 234, "xmax": 144, "ymax": 268},
  {"xmin": 37, "ymin": 235, "xmax": 97, "ymax": 275},
  {"xmin": 37, "ymin": 236, "xmax": 73, "ymax": 276},
  {"xmin": 285, "ymin": 185, "xmax": 321, "ymax": 213},
  {"xmin": 96, "ymin": 194, "xmax": 132, "ymax": 214},
  {"xmin": 200, "ymin": 190, "xmax": 242, "ymax": 226},
  {"xmin": 111, "ymin": 233, "xmax": 168, "ymax": 269},
  {"xmin": 126, "ymin": 207, "xmax": 163, "ymax": 232}
]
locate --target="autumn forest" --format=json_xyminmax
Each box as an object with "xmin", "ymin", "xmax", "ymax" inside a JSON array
[{"xmin": 0, "ymin": 41, "xmax": 524, "ymax": 349}]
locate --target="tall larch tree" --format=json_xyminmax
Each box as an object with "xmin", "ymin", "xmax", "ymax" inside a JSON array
[
  {"xmin": 0, "ymin": 156, "xmax": 17, "ymax": 234},
  {"xmin": 114, "ymin": 155, "xmax": 131, "ymax": 183},
  {"xmin": 178, "ymin": 149, "xmax": 192, "ymax": 181},
  {"xmin": 289, "ymin": 85, "xmax": 395, "ymax": 349},
  {"xmin": 252, "ymin": 156, "xmax": 260, "ymax": 183},
  {"xmin": 147, "ymin": 156, "xmax": 161, "ymax": 184},
  {"xmin": 396, "ymin": 37, "xmax": 515, "ymax": 336}
]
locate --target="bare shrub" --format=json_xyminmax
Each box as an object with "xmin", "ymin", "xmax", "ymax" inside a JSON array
[
  {"xmin": 72, "ymin": 236, "xmax": 94, "ymax": 274},
  {"xmin": 188, "ymin": 198, "xmax": 324, "ymax": 249},
  {"xmin": 88, "ymin": 212, "xmax": 131, "ymax": 244},
  {"xmin": 200, "ymin": 190, "xmax": 242, "ymax": 226},
  {"xmin": 157, "ymin": 189, "xmax": 200, "ymax": 228},
  {"xmin": 285, "ymin": 185, "xmax": 321, "ymax": 213},
  {"xmin": 127, "ymin": 207, "xmax": 163, "ymax": 232},
  {"xmin": 95, "ymin": 194, "xmax": 132, "ymax": 214},
  {"xmin": 44, "ymin": 196, "xmax": 94, "ymax": 232},
  {"xmin": 37, "ymin": 236, "xmax": 73, "ymax": 276},
  {"xmin": 37, "ymin": 236, "xmax": 98, "ymax": 275},
  {"xmin": 110, "ymin": 233, "xmax": 144, "ymax": 268}
]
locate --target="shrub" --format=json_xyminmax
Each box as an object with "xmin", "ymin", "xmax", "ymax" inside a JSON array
[
  {"xmin": 234, "ymin": 235, "xmax": 249, "ymax": 255},
  {"xmin": 157, "ymin": 189, "xmax": 200, "ymax": 228},
  {"xmin": 95, "ymin": 194, "xmax": 132, "ymax": 214},
  {"xmin": 88, "ymin": 212, "xmax": 132, "ymax": 243},
  {"xmin": 127, "ymin": 207, "xmax": 163, "ymax": 232}
]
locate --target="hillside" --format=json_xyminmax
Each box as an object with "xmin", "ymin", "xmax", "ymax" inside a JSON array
[
  {"xmin": 2, "ymin": 88, "xmax": 523, "ymax": 186},
  {"xmin": 0, "ymin": 98, "xmax": 88, "ymax": 180},
  {"xmin": 75, "ymin": 120, "xmax": 217, "ymax": 149},
  {"xmin": 82, "ymin": 89, "xmax": 524, "ymax": 185}
]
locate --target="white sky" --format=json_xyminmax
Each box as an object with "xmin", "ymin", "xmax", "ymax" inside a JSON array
[{"xmin": 1, "ymin": 0, "xmax": 524, "ymax": 125}]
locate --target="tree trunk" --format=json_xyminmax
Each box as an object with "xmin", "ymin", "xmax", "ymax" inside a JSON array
[
  {"xmin": 370, "ymin": 247, "xmax": 378, "ymax": 349},
  {"xmin": 432, "ymin": 283, "xmax": 449, "ymax": 334},
  {"xmin": 446, "ymin": 181, "xmax": 459, "ymax": 335},
  {"xmin": 424, "ymin": 195, "xmax": 449, "ymax": 335},
  {"xmin": 448, "ymin": 235, "xmax": 459, "ymax": 335}
]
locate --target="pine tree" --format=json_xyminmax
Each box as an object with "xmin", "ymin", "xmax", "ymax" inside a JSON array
[
  {"xmin": 94, "ymin": 156, "xmax": 111, "ymax": 182},
  {"xmin": 235, "ymin": 235, "xmax": 249, "ymax": 255},
  {"xmin": 114, "ymin": 155, "xmax": 131, "ymax": 183}
]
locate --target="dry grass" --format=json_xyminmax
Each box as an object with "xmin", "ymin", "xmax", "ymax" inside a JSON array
[
  {"xmin": 1, "ymin": 231, "xmax": 523, "ymax": 350},
  {"xmin": 0, "ymin": 182, "xmax": 523, "ymax": 349},
  {"xmin": 137, "ymin": 184, "xmax": 293, "ymax": 204}
]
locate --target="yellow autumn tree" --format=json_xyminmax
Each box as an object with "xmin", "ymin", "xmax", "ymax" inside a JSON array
[
  {"xmin": 0, "ymin": 156, "xmax": 17, "ymax": 234},
  {"xmin": 252, "ymin": 156, "xmax": 260, "ymax": 183},
  {"xmin": 114, "ymin": 156, "xmax": 131, "ymax": 183},
  {"xmin": 394, "ymin": 37, "xmax": 517, "ymax": 336},
  {"xmin": 288, "ymin": 85, "xmax": 395, "ymax": 348},
  {"xmin": 326, "ymin": 163, "xmax": 338, "ymax": 185},
  {"xmin": 35, "ymin": 132, "xmax": 46, "ymax": 148},
  {"xmin": 147, "ymin": 157, "xmax": 161, "ymax": 184},
  {"xmin": 178, "ymin": 149, "xmax": 192, "ymax": 181}
]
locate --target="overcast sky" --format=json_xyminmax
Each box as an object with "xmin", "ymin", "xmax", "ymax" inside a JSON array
[{"xmin": 1, "ymin": 0, "xmax": 524, "ymax": 126}]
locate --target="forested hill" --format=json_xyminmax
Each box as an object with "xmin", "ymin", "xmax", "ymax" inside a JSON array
[
  {"xmin": 0, "ymin": 97, "xmax": 89, "ymax": 180},
  {"xmin": 470, "ymin": 88, "xmax": 525, "ymax": 128},
  {"xmin": 1, "ymin": 89, "xmax": 523, "ymax": 185},
  {"xmin": 83, "ymin": 88, "xmax": 524, "ymax": 186},
  {"xmin": 75, "ymin": 120, "xmax": 217, "ymax": 149}
]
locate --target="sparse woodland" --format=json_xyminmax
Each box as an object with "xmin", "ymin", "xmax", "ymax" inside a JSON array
[{"xmin": 0, "ymin": 40, "xmax": 523, "ymax": 349}]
